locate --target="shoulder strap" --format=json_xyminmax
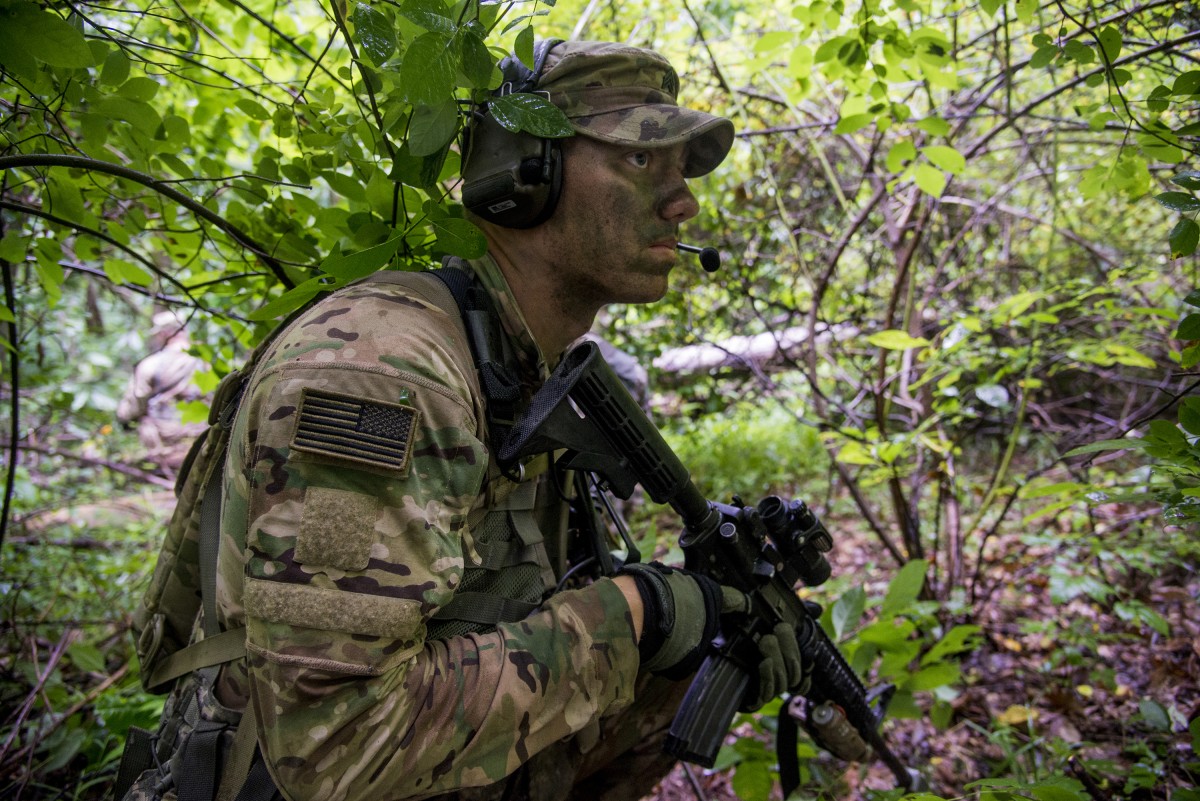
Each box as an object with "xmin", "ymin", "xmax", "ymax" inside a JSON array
[{"xmin": 427, "ymin": 260, "xmax": 523, "ymax": 449}]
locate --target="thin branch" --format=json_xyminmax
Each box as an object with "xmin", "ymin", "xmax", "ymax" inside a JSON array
[{"xmin": 0, "ymin": 154, "xmax": 298, "ymax": 288}]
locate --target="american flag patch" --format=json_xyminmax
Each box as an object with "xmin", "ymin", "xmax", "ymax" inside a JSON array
[{"xmin": 291, "ymin": 388, "xmax": 419, "ymax": 472}]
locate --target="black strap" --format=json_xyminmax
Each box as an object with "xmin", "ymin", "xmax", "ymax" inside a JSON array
[
  {"xmin": 113, "ymin": 726, "xmax": 155, "ymax": 798},
  {"xmin": 777, "ymin": 700, "xmax": 801, "ymax": 799},
  {"xmin": 234, "ymin": 749, "xmax": 281, "ymax": 801},
  {"xmin": 430, "ymin": 261, "xmax": 523, "ymax": 448},
  {"xmin": 176, "ymin": 719, "xmax": 226, "ymax": 801}
]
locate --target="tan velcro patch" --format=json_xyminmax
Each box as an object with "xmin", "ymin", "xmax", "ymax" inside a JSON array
[
  {"xmin": 295, "ymin": 486, "xmax": 379, "ymax": 571},
  {"xmin": 244, "ymin": 578, "xmax": 423, "ymax": 640}
]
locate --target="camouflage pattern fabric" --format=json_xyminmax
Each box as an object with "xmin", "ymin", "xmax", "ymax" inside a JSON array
[
  {"xmin": 211, "ymin": 255, "xmax": 651, "ymax": 800},
  {"xmin": 524, "ymin": 41, "xmax": 735, "ymax": 178},
  {"xmin": 117, "ymin": 341, "xmax": 207, "ymax": 470}
]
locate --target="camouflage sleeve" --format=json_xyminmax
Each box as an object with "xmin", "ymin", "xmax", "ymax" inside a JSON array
[{"xmin": 220, "ymin": 282, "xmax": 642, "ymax": 801}]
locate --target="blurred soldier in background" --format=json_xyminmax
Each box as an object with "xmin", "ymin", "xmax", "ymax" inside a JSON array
[{"xmin": 116, "ymin": 310, "xmax": 206, "ymax": 472}]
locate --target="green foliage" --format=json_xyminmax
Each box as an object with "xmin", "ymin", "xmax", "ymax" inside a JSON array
[
  {"xmin": 2, "ymin": 0, "xmax": 1197, "ymax": 799},
  {"xmin": 1156, "ymin": 171, "xmax": 1200, "ymax": 258},
  {"xmin": 1066, "ymin": 287, "xmax": 1200, "ymax": 530},
  {"xmin": 716, "ymin": 559, "xmax": 978, "ymax": 797},
  {"xmin": 662, "ymin": 403, "xmax": 827, "ymax": 499}
]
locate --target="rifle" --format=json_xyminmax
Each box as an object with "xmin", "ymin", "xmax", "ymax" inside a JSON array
[{"xmin": 499, "ymin": 341, "xmax": 925, "ymax": 793}]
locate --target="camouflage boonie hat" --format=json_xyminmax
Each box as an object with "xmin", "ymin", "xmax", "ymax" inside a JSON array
[{"xmin": 532, "ymin": 41, "xmax": 735, "ymax": 178}]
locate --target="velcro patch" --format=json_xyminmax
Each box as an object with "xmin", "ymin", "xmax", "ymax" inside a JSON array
[
  {"xmin": 295, "ymin": 487, "xmax": 379, "ymax": 571},
  {"xmin": 291, "ymin": 388, "xmax": 419, "ymax": 473}
]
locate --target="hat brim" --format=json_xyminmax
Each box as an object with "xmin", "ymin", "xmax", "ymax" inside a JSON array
[{"xmin": 570, "ymin": 105, "xmax": 735, "ymax": 178}]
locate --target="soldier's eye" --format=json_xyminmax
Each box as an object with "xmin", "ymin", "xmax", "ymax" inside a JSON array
[{"xmin": 627, "ymin": 151, "xmax": 650, "ymax": 169}]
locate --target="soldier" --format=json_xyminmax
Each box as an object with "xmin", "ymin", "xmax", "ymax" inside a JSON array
[
  {"xmin": 121, "ymin": 40, "xmax": 808, "ymax": 801},
  {"xmin": 116, "ymin": 311, "xmax": 206, "ymax": 473}
]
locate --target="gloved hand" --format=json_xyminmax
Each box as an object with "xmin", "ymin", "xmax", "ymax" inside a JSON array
[
  {"xmin": 742, "ymin": 620, "xmax": 811, "ymax": 711},
  {"xmin": 617, "ymin": 562, "xmax": 747, "ymax": 680}
]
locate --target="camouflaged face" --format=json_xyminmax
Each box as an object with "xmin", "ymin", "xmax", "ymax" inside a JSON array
[
  {"xmin": 533, "ymin": 41, "xmax": 734, "ymax": 178},
  {"xmin": 211, "ymin": 257, "xmax": 643, "ymax": 799}
]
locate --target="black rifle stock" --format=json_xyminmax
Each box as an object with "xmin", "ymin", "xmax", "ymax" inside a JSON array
[{"xmin": 499, "ymin": 342, "xmax": 923, "ymax": 791}]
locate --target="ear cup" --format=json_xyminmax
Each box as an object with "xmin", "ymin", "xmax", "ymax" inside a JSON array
[
  {"xmin": 461, "ymin": 39, "xmax": 566, "ymax": 228},
  {"xmin": 462, "ymin": 114, "xmax": 563, "ymax": 228}
]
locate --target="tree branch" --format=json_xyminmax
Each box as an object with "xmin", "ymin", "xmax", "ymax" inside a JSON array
[{"xmin": 0, "ymin": 154, "xmax": 298, "ymax": 289}]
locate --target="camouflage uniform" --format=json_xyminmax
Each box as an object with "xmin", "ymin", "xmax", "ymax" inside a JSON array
[{"xmin": 117, "ymin": 331, "xmax": 207, "ymax": 471}]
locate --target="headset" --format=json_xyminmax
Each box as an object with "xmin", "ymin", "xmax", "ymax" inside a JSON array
[{"xmin": 461, "ymin": 38, "xmax": 565, "ymax": 229}]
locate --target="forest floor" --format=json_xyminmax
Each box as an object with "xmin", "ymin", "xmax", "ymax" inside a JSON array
[
  {"xmin": 641, "ymin": 509, "xmax": 1200, "ymax": 801},
  {"xmin": 2, "ymin": 486, "xmax": 1196, "ymax": 800}
]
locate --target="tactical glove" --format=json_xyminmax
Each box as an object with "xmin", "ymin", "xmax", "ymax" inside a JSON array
[
  {"xmin": 618, "ymin": 562, "xmax": 745, "ymax": 680},
  {"xmin": 742, "ymin": 620, "xmax": 811, "ymax": 711}
]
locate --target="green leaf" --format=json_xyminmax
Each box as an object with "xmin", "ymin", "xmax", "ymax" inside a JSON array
[
  {"xmin": 922, "ymin": 145, "xmax": 966, "ymax": 174},
  {"xmin": 1177, "ymin": 312, "xmax": 1200, "ymax": 340},
  {"xmin": 922, "ymin": 624, "xmax": 983, "ymax": 665},
  {"xmin": 103, "ymin": 258, "xmax": 154, "ymax": 287},
  {"xmin": 1139, "ymin": 699, "xmax": 1171, "ymax": 731},
  {"xmin": 100, "ymin": 48, "xmax": 131, "ymax": 86},
  {"xmin": 980, "ymin": 0, "xmax": 1005, "ymax": 16},
  {"xmin": 351, "ymin": 2, "xmax": 397, "ymax": 66},
  {"xmin": 1147, "ymin": 84, "xmax": 1172, "ymax": 114},
  {"xmin": 881, "ymin": 559, "xmax": 927, "ymax": 618},
  {"xmin": 409, "ymin": 99, "xmax": 459, "ymax": 157},
  {"xmin": 868, "ymin": 330, "xmax": 930, "ymax": 350},
  {"xmin": 830, "ymin": 585, "xmax": 866, "ymax": 639},
  {"xmin": 402, "ymin": 32, "xmax": 456, "ymax": 106},
  {"xmin": 834, "ymin": 113, "xmax": 874, "ymax": 134},
  {"xmin": 514, "ymin": 26, "xmax": 535, "ymax": 68},
  {"xmin": 886, "ymin": 140, "xmax": 916, "ymax": 173},
  {"xmin": 322, "ymin": 171, "xmax": 367, "ymax": 201},
  {"xmin": 1029, "ymin": 778, "xmax": 1089, "ymax": 801},
  {"xmin": 430, "ymin": 216, "xmax": 487, "ymax": 258},
  {"xmin": 2, "ymin": 232, "xmax": 31, "ymax": 262},
  {"xmin": 397, "ymin": 0, "xmax": 456, "ymax": 35},
  {"xmin": 1185, "ymin": 289, "xmax": 1200, "ymax": 308},
  {"xmin": 1183, "ymin": 343, "xmax": 1200, "ymax": 369},
  {"xmin": 247, "ymin": 279, "xmax": 325, "ymax": 321},
  {"xmin": 235, "ymin": 98, "xmax": 272, "ymax": 121},
  {"xmin": 1063, "ymin": 40, "xmax": 1094, "ymax": 65},
  {"xmin": 320, "ymin": 234, "xmax": 404, "ymax": 281},
  {"xmin": 8, "ymin": 3, "xmax": 94, "ymax": 68},
  {"xmin": 67, "ymin": 642, "xmax": 106, "ymax": 673},
  {"xmin": 1174, "ymin": 71, "xmax": 1200, "ymax": 97},
  {"xmin": 1170, "ymin": 219, "xmax": 1200, "ymax": 259},
  {"xmin": 118, "ymin": 76, "xmax": 161, "ymax": 102},
  {"xmin": 0, "ymin": 13, "xmax": 41, "ymax": 78},
  {"xmin": 1173, "ymin": 171, "xmax": 1200, "ymax": 190},
  {"xmin": 1155, "ymin": 191, "xmax": 1200, "ymax": 213},
  {"xmin": 913, "ymin": 163, "xmax": 947, "ymax": 197},
  {"xmin": 1029, "ymin": 44, "xmax": 1058, "ymax": 69},
  {"xmin": 94, "ymin": 96, "xmax": 162, "ymax": 135},
  {"xmin": 858, "ymin": 617, "xmax": 916, "ymax": 647},
  {"xmin": 488, "ymin": 92, "xmax": 573, "ymax": 138},
  {"xmin": 914, "ymin": 116, "xmax": 950, "ymax": 136},
  {"xmin": 1097, "ymin": 26, "xmax": 1122, "ymax": 62},
  {"xmin": 457, "ymin": 26, "xmax": 494, "ymax": 88},
  {"xmin": 390, "ymin": 141, "xmax": 448, "ymax": 190},
  {"xmin": 904, "ymin": 662, "xmax": 960, "ymax": 691}
]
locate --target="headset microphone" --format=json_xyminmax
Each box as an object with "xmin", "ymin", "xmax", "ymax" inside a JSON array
[{"xmin": 676, "ymin": 243, "xmax": 721, "ymax": 273}]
